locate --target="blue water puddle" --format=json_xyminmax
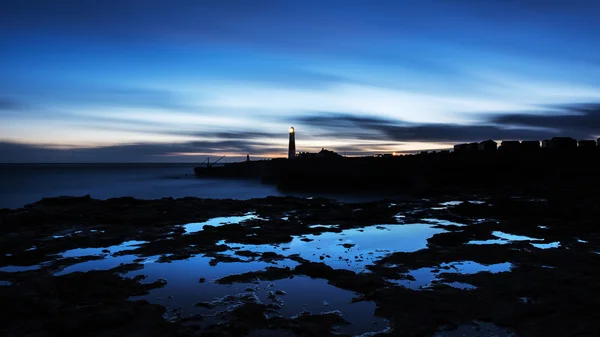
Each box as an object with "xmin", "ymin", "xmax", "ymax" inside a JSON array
[
  {"xmin": 0, "ymin": 280, "xmax": 11, "ymax": 286},
  {"xmin": 61, "ymin": 240, "xmax": 147, "ymax": 258},
  {"xmin": 438, "ymin": 200, "xmax": 485, "ymax": 208},
  {"xmin": 466, "ymin": 231, "xmax": 562, "ymax": 249},
  {"xmin": 308, "ymin": 224, "xmax": 340, "ymax": 229},
  {"xmin": 128, "ymin": 271, "xmax": 386, "ymax": 336},
  {"xmin": 219, "ymin": 223, "xmax": 445, "ymax": 272},
  {"xmin": 0, "ymin": 265, "xmax": 41, "ymax": 272},
  {"xmin": 531, "ymin": 242, "xmax": 561, "ymax": 249},
  {"xmin": 440, "ymin": 201, "xmax": 463, "ymax": 207},
  {"xmin": 444, "ymin": 282, "xmax": 477, "ymax": 290},
  {"xmin": 492, "ymin": 231, "xmax": 542, "ymax": 241},
  {"xmin": 390, "ymin": 261, "xmax": 512, "ymax": 290},
  {"xmin": 182, "ymin": 213, "xmax": 258, "ymax": 233},
  {"xmin": 468, "ymin": 239, "xmax": 509, "ymax": 245},
  {"xmin": 468, "ymin": 231, "xmax": 550, "ymax": 246},
  {"xmin": 421, "ymin": 218, "xmax": 467, "ymax": 227},
  {"xmin": 54, "ymin": 255, "xmax": 146, "ymax": 276}
]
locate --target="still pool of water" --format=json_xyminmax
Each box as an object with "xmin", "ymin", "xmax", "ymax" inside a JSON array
[
  {"xmin": 0, "ymin": 265, "xmax": 43, "ymax": 272},
  {"xmin": 61, "ymin": 240, "xmax": 147, "ymax": 258},
  {"xmin": 390, "ymin": 261, "xmax": 512, "ymax": 290},
  {"xmin": 128, "ymin": 274, "xmax": 387, "ymax": 336},
  {"xmin": 219, "ymin": 223, "xmax": 445, "ymax": 272},
  {"xmin": 1, "ymin": 217, "xmax": 519, "ymax": 336},
  {"xmin": 182, "ymin": 213, "xmax": 258, "ymax": 234},
  {"xmin": 467, "ymin": 231, "xmax": 562, "ymax": 250}
]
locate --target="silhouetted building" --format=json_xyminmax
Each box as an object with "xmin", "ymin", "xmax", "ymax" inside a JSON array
[
  {"xmin": 288, "ymin": 127, "xmax": 296, "ymax": 159},
  {"xmin": 453, "ymin": 143, "xmax": 478, "ymax": 153},
  {"xmin": 297, "ymin": 148, "xmax": 341, "ymax": 159},
  {"xmin": 478, "ymin": 140, "xmax": 497, "ymax": 152},
  {"xmin": 542, "ymin": 140, "xmax": 550, "ymax": 148},
  {"xmin": 548, "ymin": 137, "xmax": 577, "ymax": 150},
  {"xmin": 453, "ymin": 144, "xmax": 466, "ymax": 152},
  {"xmin": 297, "ymin": 151, "xmax": 316, "ymax": 159},
  {"xmin": 317, "ymin": 148, "xmax": 341, "ymax": 158},
  {"xmin": 521, "ymin": 140, "xmax": 540, "ymax": 151},
  {"xmin": 500, "ymin": 140, "xmax": 520, "ymax": 152},
  {"xmin": 466, "ymin": 142, "xmax": 479, "ymax": 152},
  {"xmin": 597, "ymin": 138, "xmax": 600, "ymax": 146},
  {"xmin": 578, "ymin": 140, "xmax": 596, "ymax": 148}
]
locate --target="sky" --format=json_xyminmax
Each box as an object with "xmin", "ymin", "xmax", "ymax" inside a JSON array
[{"xmin": 2, "ymin": 0, "xmax": 600, "ymax": 162}]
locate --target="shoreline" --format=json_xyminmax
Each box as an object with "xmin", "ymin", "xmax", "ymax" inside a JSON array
[{"xmin": 1, "ymin": 194, "xmax": 599, "ymax": 336}]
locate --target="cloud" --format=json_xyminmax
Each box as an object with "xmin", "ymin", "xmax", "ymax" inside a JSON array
[
  {"xmin": 4, "ymin": 102, "xmax": 600, "ymax": 163},
  {"xmin": 296, "ymin": 104, "xmax": 600, "ymax": 143},
  {"xmin": 489, "ymin": 103, "xmax": 600, "ymax": 135},
  {"xmin": 0, "ymin": 139, "xmax": 284, "ymax": 163},
  {"xmin": 212, "ymin": 131, "xmax": 280, "ymax": 140}
]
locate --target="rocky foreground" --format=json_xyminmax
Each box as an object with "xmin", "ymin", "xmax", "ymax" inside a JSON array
[{"xmin": 1, "ymin": 194, "xmax": 599, "ymax": 336}]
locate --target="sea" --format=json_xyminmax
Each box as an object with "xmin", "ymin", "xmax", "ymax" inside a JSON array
[{"xmin": 0, "ymin": 163, "xmax": 397, "ymax": 209}]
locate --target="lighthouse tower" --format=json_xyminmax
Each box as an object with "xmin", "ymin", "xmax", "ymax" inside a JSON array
[{"xmin": 288, "ymin": 127, "xmax": 296, "ymax": 159}]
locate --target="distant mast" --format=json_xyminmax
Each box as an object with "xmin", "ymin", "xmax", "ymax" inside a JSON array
[{"xmin": 288, "ymin": 127, "xmax": 296, "ymax": 159}]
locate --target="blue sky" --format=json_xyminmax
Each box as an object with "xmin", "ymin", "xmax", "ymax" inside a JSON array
[{"xmin": 2, "ymin": 0, "xmax": 600, "ymax": 162}]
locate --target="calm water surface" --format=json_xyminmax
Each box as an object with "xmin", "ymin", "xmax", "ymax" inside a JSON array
[{"xmin": 0, "ymin": 163, "xmax": 400, "ymax": 209}]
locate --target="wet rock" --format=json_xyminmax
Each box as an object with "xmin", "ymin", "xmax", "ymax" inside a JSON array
[
  {"xmin": 235, "ymin": 250, "xmax": 261, "ymax": 258},
  {"xmin": 109, "ymin": 263, "xmax": 144, "ymax": 274},
  {"xmin": 133, "ymin": 275, "xmax": 147, "ymax": 282},
  {"xmin": 2, "ymin": 194, "xmax": 600, "ymax": 337},
  {"xmin": 260, "ymin": 252, "xmax": 284, "ymax": 262},
  {"xmin": 193, "ymin": 301, "xmax": 214, "ymax": 309},
  {"xmin": 0, "ymin": 270, "xmax": 182, "ymax": 337}
]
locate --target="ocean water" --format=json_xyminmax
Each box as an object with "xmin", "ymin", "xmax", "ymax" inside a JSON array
[
  {"xmin": 0, "ymin": 163, "xmax": 282, "ymax": 209},
  {"xmin": 0, "ymin": 163, "xmax": 399, "ymax": 209}
]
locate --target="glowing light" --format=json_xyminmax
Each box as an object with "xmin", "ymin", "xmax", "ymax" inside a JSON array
[{"xmin": 289, "ymin": 127, "xmax": 295, "ymax": 133}]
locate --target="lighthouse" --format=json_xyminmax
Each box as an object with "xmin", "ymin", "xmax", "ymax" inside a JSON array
[{"xmin": 288, "ymin": 127, "xmax": 296, "ymax": 159}]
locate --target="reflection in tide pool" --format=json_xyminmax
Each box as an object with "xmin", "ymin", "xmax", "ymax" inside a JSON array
[
  {"xmin": 531, "ymin": 242, "xmax": 561, "ymax": 249},
  {"xmin": 55, "ymin": 255, "xmax": 141, "ymax": 276},
  {"xmin": 129, "ymin": 273, "xmax": 386, "ymax": 336},
  {"xmin": 221, "ymin": 224, "xmax": 445, "ymax": 271},
  {"xmin": 422, "ymin": 218, "xmax": 466, "ymax": 227},
  {"xmin": 468, "ymin": 231, "xmax": 544, "ymax": 245},
  {"xmin": 61, "ymin": 240, "xmax": 147, "ymax": 258},
  {"xmin": 182, "ymin": 213, "xmax": 258, "ymax": 233},
  {"xmin": 0, "ymin": 264, "xmax": 42, "ymax": 272},
  {"xmin": 392, "ymin": 261, "xmax": 512, "ymax": 290},
  {"xmin": 492, "ymin": 231, "xmax": 542, "ymax": 242}
]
